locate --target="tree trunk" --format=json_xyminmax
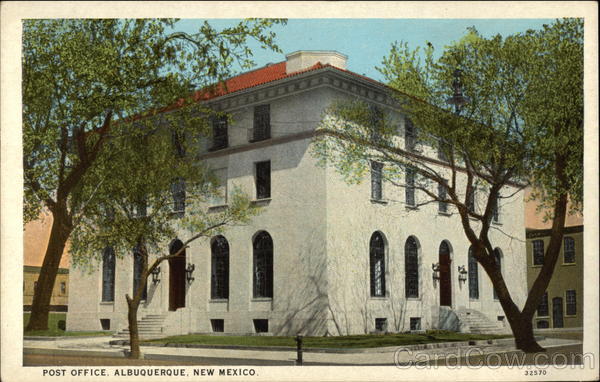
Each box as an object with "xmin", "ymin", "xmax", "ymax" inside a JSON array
[
  {"xmin": 126, "ymin": 297, "xmax": 141, "ymax": 359},
  {"xmin": 479, "ymin": 250, "xmax": 545, "ymax": 353},
  {"xmin": 25, "ymin": 210, "xmax": 71, "ymax": 331},
  {"xmin": 509, "ymin": 314, "xmax": 545, "ymax": 353}
]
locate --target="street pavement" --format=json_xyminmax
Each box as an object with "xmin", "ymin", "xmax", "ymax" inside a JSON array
[{"xmin": 23, "ymin": 335, "xmax": 583, "ymax": 366}]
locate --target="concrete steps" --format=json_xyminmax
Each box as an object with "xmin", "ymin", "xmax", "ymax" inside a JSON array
[
  {"xmin": 457, "ymin": 308, "xmax": 506, "ymax": 334},
  {"xmin": 114, "ymin": 314, "xmax": 167, "ymax": 339}
]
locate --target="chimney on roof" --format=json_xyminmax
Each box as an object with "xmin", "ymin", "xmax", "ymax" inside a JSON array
[{"xmin": 285, "ymin": 50, "xmax": 347, "ymax": 74}]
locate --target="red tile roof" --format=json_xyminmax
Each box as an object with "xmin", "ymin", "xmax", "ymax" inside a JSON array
[
  {"xmin": 154, "ymin": 60, "xmax": 388, "ymax": 115},
  {"xmin": 192, "ymin": 61, "xmax": 328, "ymax": 101}
]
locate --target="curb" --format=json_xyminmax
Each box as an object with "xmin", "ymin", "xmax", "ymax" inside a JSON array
[
  {"xmin": 108, "ymin": 336, "xmax": 536, "ymax": 354},
  {"xmin": 24, "ymin": 347, "xmax": 296, "ymax": 366},
  {"xmin": 25, "ymin": 335, "xmax": 113, "ymax": 341},
  {"xmin": 24, "ymin": 347, "xmax": 125, "ymax": 358}
]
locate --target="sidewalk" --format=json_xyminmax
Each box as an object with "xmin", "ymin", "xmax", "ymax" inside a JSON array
[{"xmin": 23, "ymin": 336, "xmax": 582, "ymax": 366}]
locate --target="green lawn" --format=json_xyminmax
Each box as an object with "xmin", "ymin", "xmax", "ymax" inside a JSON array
[
  {"xmin": 24, "ymin": 313, "xmax": 110, "ymax": 337},
  {"xmin": 145, "ymin": 330, "xmax": 511, "ymax": 349}
]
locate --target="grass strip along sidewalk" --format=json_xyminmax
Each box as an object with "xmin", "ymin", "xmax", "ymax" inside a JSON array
[
  {"xmin": 24, "ymin": 313, "xmax": 110, "ymax": 337},
  {"xmin": 143, "ymin": 330, "xmax": 511, "ymax": 349}
]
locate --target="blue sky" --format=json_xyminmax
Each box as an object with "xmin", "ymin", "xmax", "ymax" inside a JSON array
[{"xmin": 177, "ymin": 18, "xmax": 554, "ymax": 81}]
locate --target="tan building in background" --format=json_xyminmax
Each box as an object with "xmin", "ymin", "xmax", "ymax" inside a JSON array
[
  {"xmin": 525, "ymin": 188, "xmax": 583, "ymax": 330},
  {"xmin": 23, "ymin": 212, "xmax": 70, "ymax": 311}
]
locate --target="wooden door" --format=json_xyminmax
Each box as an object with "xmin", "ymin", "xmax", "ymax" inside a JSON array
[
  {"xmin": 439, "ymin": 244, "xmax": 452, "ymax": 307},
  {"xmin": 169, "ymin": 240, "xmax": 186, "ymax": 311}
]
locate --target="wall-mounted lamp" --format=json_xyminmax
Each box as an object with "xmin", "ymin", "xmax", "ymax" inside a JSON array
[
  {"xmin": 432, "ymin": 263, "xmax": 440, "ymax": 281},
  {"xmin": 186, "ymin": 263, "xmax": 195, "ymax": 283},
  {"xmin": 151, "ymin": 266, "xmax": 161, "ymax": 284},
  {"xmin": 458, "ymin": 265, "xmax": 468, "ymax": 283}
]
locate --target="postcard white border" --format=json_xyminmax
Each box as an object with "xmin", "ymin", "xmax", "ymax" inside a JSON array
[{"xmin": 2, "ymin": 2, "xmax": 598, "ymax": 381}]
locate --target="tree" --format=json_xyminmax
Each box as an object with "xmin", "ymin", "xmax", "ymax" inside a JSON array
[
  {"xmin": 23, "ymin": 18, "xmax": 285, "ymax": 331},
  {"xmin": 312, "ymin": 19, "xmax": 582, "ymax": 352},
  {"xmin": 70, "ymin": 115, "xmax": 260, "ymax": 358}
]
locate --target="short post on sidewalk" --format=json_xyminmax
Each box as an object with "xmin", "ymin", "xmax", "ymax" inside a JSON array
[{"xmin": 295, "ymin": 333, "xmax": 303, "ymax": 366}]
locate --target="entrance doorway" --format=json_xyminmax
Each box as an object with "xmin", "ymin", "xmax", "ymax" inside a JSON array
[
  {"xmin": 169, "ymin": 239, "xmax": 186, "ymax": 311},
  {"xmin": 552, "ymin": 297, "xmax": 564, "ymax": 328},
  {"xmin": 439, "ymin": 241, "xmax": 452, "ymax": 307}
]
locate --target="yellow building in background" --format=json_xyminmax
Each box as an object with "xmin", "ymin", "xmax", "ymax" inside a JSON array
[
  {"xmin": 23, "ymin": 212, "xmax": 70, "ymax": 311},
  {"xmin": 525, "ymin": 188, "xmax": 583, "ymax": 330}
]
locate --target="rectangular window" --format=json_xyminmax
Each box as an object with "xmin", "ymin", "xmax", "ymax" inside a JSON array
[
  {"xmin": 211, "ymin": 115, "xmax": 228, "ymax": 150},
  {"xmin": 375, "ymin": 318, "xmax": 387, "ymax": 332},
  {"xmin": 171, "ymin": 130, "xmax": 185, "ymax": 157},
  {"xmin": 60, "ymin": 282, "xmax": 66, "ymax": 295},
  {"xmin": 255, "ymin": 161, "xmax": 271, "ymax": 200},
  {"xmin": 563, "ymin": 237, "xmax": 575, "ymax": 264},
  {"xmin": 492, "ymin": 200, "xmax": 500, "ymax": 223},
  {"xmin": 438, "ymin": 182, "xmax": 448, "ymax": 213},
  {"xmin": 466, "ymin": 190, "xmax": 475, "ymax": 214},
  {"xmin": 369, "ymin": 105, "xmax": 383, "ymax": 143},
  {"xmin": 371, "ymin": 161, "xmax": 383, "ymax": 201},
  {"xmin": 211, "ymin": 319, "xmax": 225, "ymax": 333},
  {"xmin": 566, "ymin": 290, "xmax": 576, "ymax": 316},
  {"xmin": 409, "ymin": 317, "xmax": 421, "ymax": 331},
  {"xmin": 171, "ymin": 178, "xmax": 186, "ymax": 216},
  {"xmin": 537, "ymin": 292, "xmax": 549, "ymax": 317},
  {"xmin": 100, "ymin": 319, "xmax": 111, "ymax": 330},
  {"xmin": 209, "ymin": 168, "xmax": 228, "ymax": 206},
  {"xmin": 135, "ymin": 198, "xmax": 147, "ymax": 218},
  {"xmin": 252, "ymin": 104, "xmax": 271, "ymax": 142},
  {"xmin": 405, "ymin": 168, "xmax": 415, "ymax": 207},
  {"xmin": 405, "ymin": 118, "xmax": 416, "ymax": 151},
  {"xmin": 438, "ymin": 140, "xmax": 449, "ymax": 162},
  {"xmin": 532, "ymin": 240, "xmax": 544, "ymax": 266},
  {"xmin": 253, "ymin": 319, "xmax": 269, "ymax": 333}
]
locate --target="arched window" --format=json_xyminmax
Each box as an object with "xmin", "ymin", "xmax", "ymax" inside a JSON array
[
  {"xmin": 563, "ymin": 237, "xmax": 575, "ymax": 264},
  {"xmin": 102, "ymin": 246, "xmax": 115, "ymax": 302},
  {"xmin": 211, "ymin": 236, "xmax": 229, "ymax": 299},
  {"xmin": 133, "ymin": 247, "xmax": 147, "ymax": 301},
  {"xmin": 253, "ymin": 231, "xmax": 273, "ymax": 298},
  {"xmin": 369, "ymin": 232, "xmax": 386, "ymax": 297},
  {"xmin": 405, "ymin": 237, "xmax": 419, "ymax": 298},
  {"xmin": 468, "ymin": 246, "xmax": 479, "ymax": 299},
  {"xmin": 493, "ymin": 248, "xmax": 502, "ymax": 300}
]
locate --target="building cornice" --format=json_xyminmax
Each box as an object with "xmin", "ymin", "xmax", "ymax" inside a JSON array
[
  {"xmin": 207, "ymin": 66, "xmax": 395, "ymax": 112},
  {"xmin": 526, "ymin": 225, "xmax": 584, "ymax": 239}
]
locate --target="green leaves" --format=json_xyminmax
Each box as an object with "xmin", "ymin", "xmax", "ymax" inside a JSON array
[{"xmin": 24, "ymin": 18, "xmax": 284, "ymax": 267}]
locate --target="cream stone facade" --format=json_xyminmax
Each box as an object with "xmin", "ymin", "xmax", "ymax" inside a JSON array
[{"xmin": 67, "ymin": 51, "xmax": 527, "ymax": 336}]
